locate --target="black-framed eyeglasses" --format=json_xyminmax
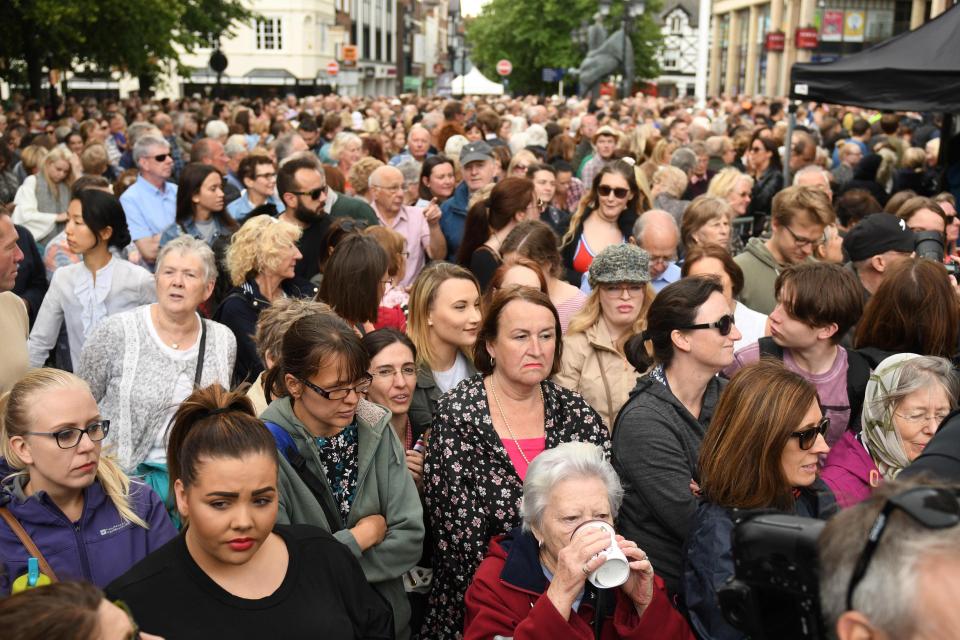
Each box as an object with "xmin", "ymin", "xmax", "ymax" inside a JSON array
[
  {"xmin": 791, "ymin": 415, "xmax": 830, "ymax": 450},
  {"xmin": 293, "ymin": 185, "xmax": 327, "ymax": 200},
  {"xmin": 845, "ymin": 487, "xmax": 960, "ymax": 611},
  {"xmin": 597, "ymin": 184, "xmax": 630, "ymax": 199},
  {"xmin": 151, "ymin": 153, "xmax": 170, "ymax": 162},
  {"xmin": 678, "ymin": 314, "xmax": 736, "ymax": 336},
  {"xmin": 298, "ymin": 374, "xmax": 373, "ymax": 401},
  {"xmin": 23, "ymin": 420, "xmax": 110, "ymax": 449},
  {"xmin": 783, "ymin": 224, "xmax": 824, "ymax": 248}
]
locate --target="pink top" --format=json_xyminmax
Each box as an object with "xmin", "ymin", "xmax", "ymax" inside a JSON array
[
  {"xmin": 555, "ymin": 290, "xmax": 588, "ymax": 334},
  {"xmin": 500, "ymin": 437, "xmax": 547, "ymax": 481}
]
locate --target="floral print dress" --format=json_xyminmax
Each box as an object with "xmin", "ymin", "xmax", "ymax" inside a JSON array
[
  {"xmin": 420, "ymin": 373, "xmax": 609, "ymax": 640},
  {"xmin": 314, "ymin": 422, "xmax": 360, "ymax": 524}
]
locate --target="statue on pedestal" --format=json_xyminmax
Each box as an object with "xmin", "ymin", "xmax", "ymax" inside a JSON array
[{"xmin": 577, "ymin": 13, "xmax": 635, "ymax": 98}]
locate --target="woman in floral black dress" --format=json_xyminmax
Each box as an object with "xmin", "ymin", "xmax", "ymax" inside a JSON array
[{"xmin": 420, "ymin": 286, "xmax": 609, "ymax": 640}]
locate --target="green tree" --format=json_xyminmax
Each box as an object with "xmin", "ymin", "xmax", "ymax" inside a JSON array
[
  {"xmin": 467, "ymin": 0, "xmax": 662, "ymax": 95},
  {"xmin": 0, "ymin": 0, "xmax": 253, "ymax": 100}
]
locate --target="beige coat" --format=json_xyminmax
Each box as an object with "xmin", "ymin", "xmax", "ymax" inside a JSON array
[{"xmin": 554, "ymin": 319, "xmax": 639, "ymax": 431}]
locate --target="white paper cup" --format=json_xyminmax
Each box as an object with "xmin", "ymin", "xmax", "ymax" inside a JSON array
[{"xmin": 572, "ymin": 520, "xmax": 630, "ymax": 589}]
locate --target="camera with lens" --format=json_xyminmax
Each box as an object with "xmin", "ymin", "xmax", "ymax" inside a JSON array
[
  {"xmin": 914, "ymin": 230, "xmax": 946, "ymax": 264},
  {"xmin": 717, "ymin": 511, "xmax": 826, "ymax": 640}
]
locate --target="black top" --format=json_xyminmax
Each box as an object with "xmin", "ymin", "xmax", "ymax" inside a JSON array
[
  {"xmin": 12, "ymin": 224, "xmax": 48, "ymax": 328},
  {"xmin": 292, "ymin": 215, "xmax": 333, "ymax": 281},
  {"xmin": 106, "ymin": 524, "xmax": 394, "ymax": 640},
  {"xmin": 468, "ymin": 245, "xmax": 501, "ymax": 292}
]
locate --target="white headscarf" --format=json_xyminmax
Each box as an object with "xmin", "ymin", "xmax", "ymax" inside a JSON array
[{"xmin": 861, "ymin": 353, "xmax": 922, "ymax": 479}]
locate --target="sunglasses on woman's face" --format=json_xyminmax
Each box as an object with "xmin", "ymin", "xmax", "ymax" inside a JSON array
[
  {"xmin": 791, "ymin": 415, "xmax": 830, "ymax": 450},
  {"xmin": 678, "ymin": 314, "xmax": 736, "ymax": 336},
  {"xmin": 597, "ymin": 184, "xmax": 630, "ymax": 199}
]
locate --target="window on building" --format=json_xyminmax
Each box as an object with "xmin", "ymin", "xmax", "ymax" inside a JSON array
[
  {"xmin": 387, "ymin": 33, "xmax": 393, "ymax": 62},
  {"xmin": 255, "ymin": 18, "xmax": 283, "ymax": 50},
  {"xmin": 670, "ymin": 15, "xmax": 682, "ymax": 32},
  {"xmin": 377, "ymin": 28, "xmax": 383, "ymax": 60},
  {"xmin": 663, "ymin": 49, "xmax": 679, "ymax": 70},
  {"xmin": 364, "ymin": 26, "xmax": 371, "ymax": 58}
]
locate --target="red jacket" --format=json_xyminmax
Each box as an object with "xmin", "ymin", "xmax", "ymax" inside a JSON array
[{"xmin": 464, "ymin": 528, "xmax": 695, "ymax": 640}]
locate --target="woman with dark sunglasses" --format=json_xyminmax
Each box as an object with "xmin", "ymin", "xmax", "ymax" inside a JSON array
[
  {"xmin": 259, "ymin": 312, "xmax": 424, "ymax": 640},
  {"xmin": 682, "ymin": 359, "xmax": 836, "ymax": 640},
  {"xmin": 0, "ymin": 369, "xmax": 176, "ymax": 595},
  {"xmin": 612, "ymin": 276, "xmax": 741, "ymax": 597}
]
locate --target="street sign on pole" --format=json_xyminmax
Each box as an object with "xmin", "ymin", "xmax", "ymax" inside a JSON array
[
  {"xmin": 342, "ymin": 45, "xmax": 358, "ymax": 69},
  {"xmin": 327, "ymin": 61, "xmax": 340, "ymax": 76},
  {"xmin": 496, "ymin": 59, "xmax": 512, "ymax": 76}
]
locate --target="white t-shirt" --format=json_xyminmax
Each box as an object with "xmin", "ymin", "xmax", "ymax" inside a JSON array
[
  {"xmin": 142, "ymin": 306, "xmax": 202, "ymax": 463},
  {"xmin": 434, "ymin": 351, "xmax": 471, "ymax": 394},
  {"xmin": 734, "ymin": 301, "xmax": 769, "ymax": 351}
]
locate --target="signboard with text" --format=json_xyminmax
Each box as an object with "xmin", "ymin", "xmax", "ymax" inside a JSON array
[
  {"xmin": 764, "ymin": 31, "xmax": 785, "ymax": 51},
  {"xmin": 795, "ymin": 27, "xmax": 819, "ymax": 49}
]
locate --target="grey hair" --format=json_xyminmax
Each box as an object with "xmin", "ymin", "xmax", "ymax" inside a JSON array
[
  {"xmin": 368, "ymin": 165, "xmax": 402, "ymax": 188},
  {"xmin": 329, "ymin": 132, "xmax": 362, "ymax": 162},
  {"xmin": 792, "ymin": 164, "xmax": 832, "ymax": 187},
  {"xmin": 819, "ymin": 479, "xmax": 960, "ymax": 638},
  {"xmin": 224, "ymin": 134, "xmax": 248, "ymax": 158},
  {"xmin": 633, "ymin": 208, "xmax": 680, "ymax": 241},
  {"xmin": 520, "ymin": 442, "xmax": 622, "ymax": 532},
  {"xmin": 870, "ymin": 356, "xmax": 959, "ymax": 418},
  {"xmin": 155, "ymin": 235, "xmax": 218, "ymax": 284},
  {"xmin": 273, "ymin": 132, "xmax": 304, "ymax": 163},
  {"xmin": 133, "ymin": 135, "xmax": 170, "ymax": 165},
  {"xmin": 653, "ymin": 165, "xmax": 688, "ymax": 199},
  {"xmin": 127, "ymin": 122, "xmax": 161, "ymax": 148},
  {"xmin": 670, "ymin": 147, "xmax": 698, "ymax": 175},
  {"xmin": 204, "ymin": 119, "xmax": 229, "ymax": 140},
  {"xmin": 396, "ymin": 160, "xmax": 421, "ymax": 185}
]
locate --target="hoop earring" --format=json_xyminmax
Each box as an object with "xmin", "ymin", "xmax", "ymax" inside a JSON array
[{"xmin": 491, "ymin": 356, "xmax": 496, "ymax": 367}]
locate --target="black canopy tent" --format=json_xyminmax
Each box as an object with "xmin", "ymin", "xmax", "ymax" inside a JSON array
[{"xmin": 789, "ymin": 3, "xmax": 960, "ymax": 111}]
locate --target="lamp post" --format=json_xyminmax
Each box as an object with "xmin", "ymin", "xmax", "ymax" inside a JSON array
[
  {"xmin": 597, "ymin": 0, "xmax": 645, "ymax": 97},
  {"xmin": 570, "ymin": 20, "xmax": 590, "ymax": 53}
]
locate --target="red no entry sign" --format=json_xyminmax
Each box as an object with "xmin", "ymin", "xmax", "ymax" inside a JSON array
[
  {"xmin": 496, "ymin": 59, "xmax": 512, "ymax": 76},
  {"xmin": 327, "ymin": 60, "xmax": 340, "ymax": 75}
]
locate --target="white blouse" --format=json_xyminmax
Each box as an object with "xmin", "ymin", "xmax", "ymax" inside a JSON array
[{"xmin": 27, "ymin": 257, "xmax": 156, "ymax": 368}]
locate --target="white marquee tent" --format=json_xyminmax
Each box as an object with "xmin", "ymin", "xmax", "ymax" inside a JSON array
[{"xmin": 451, "ymin": 67, "xmax": 505, "ymax": 95}]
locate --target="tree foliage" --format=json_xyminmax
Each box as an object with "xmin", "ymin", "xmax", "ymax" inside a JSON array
[
  {"xmin": 0, "ymin": 0, "xmax": 253, "ymax": 98},
  {"xmin": 467, "ymin": 0, "xmax": 663, "ymax": 96}
]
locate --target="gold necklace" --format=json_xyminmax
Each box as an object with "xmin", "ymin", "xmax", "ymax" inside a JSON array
[{"xmin": 490, "ymin": 378, "xmax": 545, "ymax": 465}]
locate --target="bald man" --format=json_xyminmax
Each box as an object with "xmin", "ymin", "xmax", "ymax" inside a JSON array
[
  {"xmin": 632, "ymin": 209, "xmax": 682, "ymax": 292},
  {"xmin": 369, "ymin": 165, "xmax": 445, "ymax": 285}
]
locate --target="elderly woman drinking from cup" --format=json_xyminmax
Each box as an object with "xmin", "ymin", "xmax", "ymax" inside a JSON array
[
  {"xmin": 821, "ymin": 353, "xmax": 958, "ymax": 508},
  {"xmin": 421, "ymin": 286, "xmax": 609, "ymax": 640},
  {"xmin": 464, "ymin": 441, "xmax": 694, "ymax": 640}
]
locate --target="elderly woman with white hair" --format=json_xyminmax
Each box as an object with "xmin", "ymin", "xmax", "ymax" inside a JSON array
[
  {"xmin": 331, "ymin": 131, "xmax": 363, "ymax": 192},
  {"xmin": 77, "ymin": 235, "xmax": 236, "ymax": 494},
  {"xmin": 651, "ymin": 165, "xmax": 691, "ymax": 227},
  {"xmin": 821, "ymin": 353, "xmax": 958, "ymax": 508},
  {"xmin": 464, "ymin": 441, "xmax": 693, "ymax": 640}
]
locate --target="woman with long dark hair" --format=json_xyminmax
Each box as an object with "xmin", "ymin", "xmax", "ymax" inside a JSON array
[
  {"xmin": 745, "ymin": 136, "xmax": 783, "ymax": 237},
  {"xmin": 160, "ymin": 162, "xmax": 238, "ymax": 249}
]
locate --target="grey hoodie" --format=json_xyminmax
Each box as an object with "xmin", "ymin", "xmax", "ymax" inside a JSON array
[
  {"xmin": 733, "ymin": 236, "xmax": 782, "ymax": 315},
  {"xmin": 612, "ymin": 371, "xmax": 726, "ymax": 596}
]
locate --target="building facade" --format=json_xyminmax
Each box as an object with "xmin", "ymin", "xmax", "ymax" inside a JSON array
[
  {"xmin": 707, "ymin": 0, "xmax": 958, "ymax": 97},
  {"xmin": 655, "ymin": 0, "xmax": 701, "ymax": 97}
]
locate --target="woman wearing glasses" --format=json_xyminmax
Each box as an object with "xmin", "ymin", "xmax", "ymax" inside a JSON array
[
  {"xmin": 682, "ymin": 359, "xmax": 836, "ymax": 640},
  {"xmin": 260, "ymin": 312, "xmax": 423, "ymax": 640},
  {"xmin": 0, "ymin": 369, "xmax": 176, "ymax": 595},
  {"xmin": 745, "ymin": 136, "xmax": 783, "ymax": 237},
  {"xmin": 555, "ymin": 244, "xmax": 653, "ymax": 431},
  {"xmin": 561, "ymin": 161, "xmax": 640, "ymax": 289},
  {"xmin": 612, "ymin": 276, "xmax": 741, "ymax": 596},
  {"xmin": 455, "ymin": 177, "xmax": 540, "ymax": 291},
  {"xmin": 822, "ymin": 354, "xmax": 958, "ymax": 508},
  {"xmin": 214, "ymin": 215, "xmax": 316, "ymax": 387}
]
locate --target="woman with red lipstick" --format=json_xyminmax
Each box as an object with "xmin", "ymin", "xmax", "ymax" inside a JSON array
[
  {"xmin": 822, "ymin": 353, "xmax": 958, "ymax": 508},
  {"xmin": 27, "ymin": 189, "xmax": 154, "ymax": 370},
  {"xmin": 260, "ymin": 313, "xmax": 424, "ymax": 640},
  {"xmin": 106, "ymin": 385, "xmax": 394, "ymax": 639},
  {"xmin": 420, "ymin": 286, "xmax": 609, "ymax": 640},
  {"xmin": 682, "ymin": 360, "xmax": 836, "ymax": 640},
  {"xmin": 555, "ymin": 243, "xmax": 653, "ymax": 431},
  {"xmin": 0, "ymin": 369, "xmax": 176, "ymax": 595}
]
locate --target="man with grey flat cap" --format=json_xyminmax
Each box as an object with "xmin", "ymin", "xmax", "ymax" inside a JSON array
[{"xmin": 440, "ymin": 140, "xmax": 497, "ymax": 260}]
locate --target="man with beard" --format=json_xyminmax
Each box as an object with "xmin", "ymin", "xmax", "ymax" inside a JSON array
[{"xmin": 278, "ymin": 155, "xmax": 331, "ymax": 281}]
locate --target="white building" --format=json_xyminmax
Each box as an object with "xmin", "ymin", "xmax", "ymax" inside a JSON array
[{"xmin": 655, "ymin": 0, "xmax": 700, "ymax": 98}]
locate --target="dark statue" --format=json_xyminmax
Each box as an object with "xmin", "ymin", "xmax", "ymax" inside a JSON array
[{"xmin": 577, "ymin": 14, "xmax": 635, "ymax": 98}]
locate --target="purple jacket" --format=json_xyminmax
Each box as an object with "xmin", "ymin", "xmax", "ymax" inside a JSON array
[
  {"xmin": 820, "ymin": 431, "xmax": 881, "ymax": 508},
  {"xmin": 0, "ymin": 470, "xmax": 177, "ymax": 594}
]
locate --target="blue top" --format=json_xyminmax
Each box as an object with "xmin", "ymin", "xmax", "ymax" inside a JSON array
[
  {"xmin": 119, "ymin": 176, "xmax": 178, "ymax": 241},
  {"xmin": 158, "ymin": 216, "xmax": 232, "ymax": 248},
  {"xmin": 439, "ymin": 181, "xmax": 471, "ymax": 261},
  {"xmin": 227, "ymin": 190, "xmax": 284, "ymax": 222},
  {"xmin": 651, "ymin": 262, "xmax": 682, "ymax": 293}
]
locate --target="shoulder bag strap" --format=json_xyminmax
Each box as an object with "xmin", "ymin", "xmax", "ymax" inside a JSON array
[
  {"xmin": 592, "ymin": 347, "xmax": 615, "ymax": 428},
  {"xmin": 193, "ymin": 319, "xmax": 207, "ymax": 387},
  {"xmin": 0, "ymin": 507, "xmax": 58, "ymax": 581}
]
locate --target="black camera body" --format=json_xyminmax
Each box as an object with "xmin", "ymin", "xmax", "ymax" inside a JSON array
[{"xmin": 717, "ymin": 511, "xmax": 826, "ymax": 640}]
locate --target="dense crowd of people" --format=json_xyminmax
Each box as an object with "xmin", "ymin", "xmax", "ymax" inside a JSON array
[{"xmin": 1, "ymin": 89, "xmax": 960, "ymax": 640}]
